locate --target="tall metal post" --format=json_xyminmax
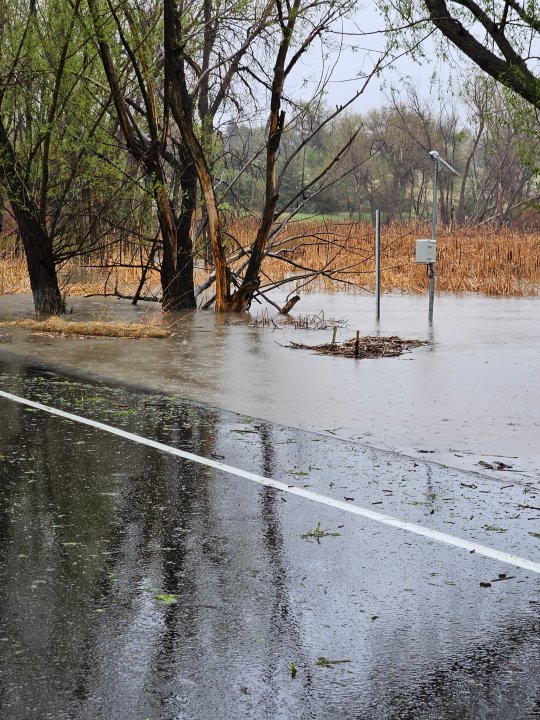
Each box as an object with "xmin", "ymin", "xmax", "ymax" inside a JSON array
[
  {"xmin": 431, "ymin": 159, "xmax": 439, "ymax": 243},
  {"xmin": 375, "ymin": 209, "xmax": 381, "ymax": 321},
  {"xmin": 428, "ymin": 158, "xmax": 439, "ymax": 324}
]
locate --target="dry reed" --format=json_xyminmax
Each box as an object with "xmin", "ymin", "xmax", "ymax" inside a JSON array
[
  {"xmin": 0, "ymin": 255, "xmax": 31, "ymax": 295},
  {"xmin": 258, "ymin": 221, "xmax": 540, "ymax": 296},
  {"xmin": 1, "ymin": 221, "xmax": 539, "ymax": 299},
  {"xmin": 0, "ymin": 317, "xmax": 171, "ymax": 338}
]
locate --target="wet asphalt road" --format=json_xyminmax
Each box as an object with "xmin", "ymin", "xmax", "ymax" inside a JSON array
[{"xmin": 0, "ymin": 355, "xmax": 539, "ymax": 719}]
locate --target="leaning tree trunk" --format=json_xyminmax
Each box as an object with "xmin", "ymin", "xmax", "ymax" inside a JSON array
[
  {"xmin": 164, "ymin": 0, "xmax": 299, "ymax": 312},
  {"xmin": 226, "ymin": 0, "xmax": 303, "ymax": 313},
  {"xmin": 164, "ymin": 0, "xmax": 230, "ymax": 311},
  {"xmin": 0, "ymin": 117, "xmax": 63, "ymax": 314}
]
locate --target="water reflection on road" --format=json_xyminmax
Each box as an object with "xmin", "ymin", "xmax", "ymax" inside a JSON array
[{"xmin": 0, "ymin": 361, "xmax": 539, "ymax": 719}]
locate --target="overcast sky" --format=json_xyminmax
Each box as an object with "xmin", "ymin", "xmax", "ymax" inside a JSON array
[{"xmin": 288, "ymin": 6, "xmax": 455, "ymax": 115}]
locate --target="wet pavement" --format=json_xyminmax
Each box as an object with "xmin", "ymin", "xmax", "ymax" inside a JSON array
[{"xmin": 1, "ymin": 356, "xmax": 539, "ymax": 719}]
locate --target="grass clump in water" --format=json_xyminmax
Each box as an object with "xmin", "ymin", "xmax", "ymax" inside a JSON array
[{"xmin": 1, "ymin": 316, "xmax": 171, "ymax": 338}]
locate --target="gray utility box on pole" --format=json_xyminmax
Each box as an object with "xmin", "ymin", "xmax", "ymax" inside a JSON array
[{"xmin": 415, "ymin": 239, "xmax": 436, "ymax": 264}]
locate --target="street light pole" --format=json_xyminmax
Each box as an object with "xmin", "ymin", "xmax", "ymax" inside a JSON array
[
  {"xmin": 428, "ymin": 155, "xmax": 439, "ymax": 323},
  {"xmin": 426, "ymin": 150, "xmax": 459, "ymax": 323}
]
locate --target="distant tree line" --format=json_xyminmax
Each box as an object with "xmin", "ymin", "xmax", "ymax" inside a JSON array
[{"xmin": 219, "ymin": 78, "xmax": 540, "ymax": 228}]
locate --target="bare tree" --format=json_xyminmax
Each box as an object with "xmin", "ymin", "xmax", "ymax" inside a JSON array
[
  {"xmin": 463, "ymin": 81, "xmax": 539, "ymax": 227},
  {"xmin": 164, "ymin": 0, "xmax": 386, "ymax": 311}
]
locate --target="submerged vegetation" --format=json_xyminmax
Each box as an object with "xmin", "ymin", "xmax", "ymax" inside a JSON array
[
  {"xmin": 0, "ymin": 317, "xmax": 170, "ymax": 338},
  {"xmin": 1, "ymin": 220, "xmax": 538, "ymax": 302},
  {"xmin": 288, "ymin": 334, "xmax": 430, "ymax": 359}
]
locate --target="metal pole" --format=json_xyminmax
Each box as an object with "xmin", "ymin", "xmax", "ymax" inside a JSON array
[
  {"xmin": 431, "ymin": 160, "xmax": 438, "ymax": 242},
  {"xmin": 428, "ymin": 265, "xmax": 435, "ymax": 323},
  {"xmin": 375, "ymin": 209, "xmax": 381, "ymax": 321},
  {"xmin": 428, "ymin": 160, "xmax": 439, "ymax": 323}
]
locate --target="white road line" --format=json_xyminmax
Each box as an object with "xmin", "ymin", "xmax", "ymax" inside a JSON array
[{"xmin": 2, "ymin": 388, "xmax": 539, "ymax": 575}]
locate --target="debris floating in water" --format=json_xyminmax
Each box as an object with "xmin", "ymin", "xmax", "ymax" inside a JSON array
[{"xmin": 287, "ymin": 335, "xmax": 429, "ymax": 358}]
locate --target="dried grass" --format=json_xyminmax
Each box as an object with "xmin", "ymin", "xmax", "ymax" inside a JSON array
[
  {"xmin": 257, "ymin": 221, "xmax": 540, "ymax": 296},
  {"xmin": 1, "ymin": 221, "xmax": 539, "ymax": 299},
  {"xmin": 0, "ymin": 317, "xmax": 171, "ymax": 338},
  {"xmin": 0, "ymin": 255, "xmax": 31, "ymax": 295}
]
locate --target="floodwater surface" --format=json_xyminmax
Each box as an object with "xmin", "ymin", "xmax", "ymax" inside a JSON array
[
  {"xmin": 0, "ymin": 359, "xmax": 539, "ymax": 719},
  {"xmin": 0, "ymin": 292, "xmax": 539, "ymax": 479}
]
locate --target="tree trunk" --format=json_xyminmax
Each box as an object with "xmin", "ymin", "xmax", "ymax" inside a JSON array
[
  {"xmin": 16, "ymin": 214, "xmax": 64, "ymax": 314},
  {"xmin": 0, "ymin": 117, "xmax": 63, "ymax": 314},
  {"xmin": 154, "ymin": 178, "xmax": 196, "ymax": 311},
  {"xmin": 224, "ymin": 2, "xmax": 299, "ymax": 312},
  {"xmin": 438, "ymin": 182, "xmax": 449, "ymax": 226},
  {"xmin": 458, "ymin": 120, "xmax": 484, "ymax": 224},
  {"xmin": 175, "ymin": 151, "xmax": 197, "ymax": 307},
  {"xmin": 88, "ymin": 0, "xmax": 195, "ymax": 311},
  {"xmin": 164, "ymin": 0, "xmax": 230, "ymax": 311}
]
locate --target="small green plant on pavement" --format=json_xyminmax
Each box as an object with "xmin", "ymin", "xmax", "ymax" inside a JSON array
[{"xmin": 300, "ymin": 521, "xmax": 340, "ymax": 544}]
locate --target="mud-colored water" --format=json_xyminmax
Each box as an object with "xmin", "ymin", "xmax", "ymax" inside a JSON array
[{"xmin": 0, "ymin": 291, "xmax": 538, "ymax": 478}]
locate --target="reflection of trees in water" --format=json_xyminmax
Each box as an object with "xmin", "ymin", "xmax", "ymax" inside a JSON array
[
  {"xmin": 140, "ymin": 401, "xmax": 218, "ymax": 692},
  {"xmin": 359, "ymin": 614, "xmax": 540, "ymax": 720},
  {"xmin": 258, "ymin": 423, "xmax": 315, "ymax": 717},
  {"xmin": 0, "ymin": 381, "xmax": 146, "ymax": 714},
  {"xmin": 70, "ymin": 398, "xmax": 220, "ymax": 715},
  {"xmin": 0, "ymin": 371, "xmax": 318, "ymax": 718},
  {"xmin": 2, "ymin": 364, "xmax": 539, "ymax": 719},
  {"xmin": 0, "ymin": 388, "xmax": 105, "ymax": 716},
  {"xmin": 0, "ymin": 373, "xmax": 219, "ymax": 718}
]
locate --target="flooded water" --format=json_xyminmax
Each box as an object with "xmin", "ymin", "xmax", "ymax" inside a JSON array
[
  {"xmin": 0, "ymin": 291, "xmax": 538, "ymax": 479},
  {"xmin": 1, "ymin": 362, "xmax": 539, "ymax": 719}
]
